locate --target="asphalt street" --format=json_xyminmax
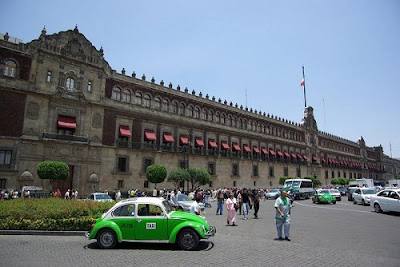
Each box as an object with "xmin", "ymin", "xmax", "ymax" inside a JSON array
[{"xmin": 0, "ymin": 198, "xmax": 399, "ymax": 267}]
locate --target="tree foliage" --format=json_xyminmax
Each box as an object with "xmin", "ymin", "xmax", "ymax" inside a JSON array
[
  {"xmin": 338, "ymin": 177, "xmax": 349, "ymax": 185},
  {"xmin": 146, "ymin": 165, "xmax": 167, "ymax": 188},
  {"xmin": 188, "ymin": 167, "xmax": 210, "ymax": 190},
  {"xmin": 331, "ymin": 178, "xmax": 340, "ymax": 185},
  {"xmin": 37, "ymin": 161, "xmax": 69, "ymax": 180},
  {"xmin": 167, "ymin": 168, "xmax": 190, "ymax": 188},
  {"xmin": 279, "ymin": 176, "xmax": 291, "ymax": 185}
]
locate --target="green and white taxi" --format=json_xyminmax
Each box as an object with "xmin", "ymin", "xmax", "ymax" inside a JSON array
[{"xmin": 86, "ymin": 197, "xmax": 215, "ymax": 250}]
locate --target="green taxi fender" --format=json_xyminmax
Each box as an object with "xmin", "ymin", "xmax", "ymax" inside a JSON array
[
  {"xmin": 168, "ymin": 221, "xmax": 206, "ymax": 243},
  {"xmin": 89, "ymin": 220, "xmax": 123, "ymax": 243}
]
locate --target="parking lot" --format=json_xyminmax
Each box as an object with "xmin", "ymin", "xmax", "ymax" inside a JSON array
[{"xmin": 0, "ymin": 198, "xmax": 399, "ymax": 267}]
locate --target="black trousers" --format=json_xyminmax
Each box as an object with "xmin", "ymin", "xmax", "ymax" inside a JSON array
[{"xmin": 253, "ymin": 202, "xmax": 259, "ymax": 217}]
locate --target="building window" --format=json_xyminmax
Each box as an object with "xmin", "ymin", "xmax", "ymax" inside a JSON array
[
  {"xmin": 284, "ymin": 167, "xmax": 288, "ymax": 177},
  {"xmin": 254, "ymin": 181, "xmax": 256, "ymax": 187},
  {"xmin": 344, "ymin": 172, "xmax": 347, "ymax": 178},
  {"xmin": 46, "ymin": 71, "xmax": 52, "ymax": 83},
  {"xmin": 0, "ymin": 179, "xmax": 6, "ymax": 189},
  {"xmin": 65, "ymin": 77, "xmax": 75, "ymax": 90},
  {"xmin": 208, "ymin": 110, "xmax": 213, "ymax": 121},
  {"xmin": 144, "ymin": 94, "xmax": 151, "ymax": 107},
  {"xmin": 117, "ymin": 156, "xmax": 129, "ymax": 173},
  {"xmin": 188, "ymin": 105, "xmax": 194, "ymax": 117},
  {"xmin": 87, "ymin": 81, "xmax": 92, "ymax": 92},
  {"xmin": 332, "ymin": 171, "xmax": 335, "ymax": 178},
  {"xmin": 270, "ymin": 181, "xmax": 273, "ymax": 187},
  {"xmin": 350, "ymin": 172, "xmax": 352, "ymax": 179},
  {"xmin": 338, "ymin": 171, "xmax": 341, "ymax": 177},
  {"xmin": 172, "ymin": 102, "xmax": 178, "ymax": 113},
  {"xmin": 144, "ymin": 181, "xmax": 149, "ymax": 188},
  {"xmin": 209, "ymin": 181, "xmax": 213, "ymax": 188},
  {"xmin": 252, "ymin": 165, "xmax": 259, "ymax": 177},
  {"xmin": 179, "ymin": 161, "xmax": 186, "ymax": 169},
  {"xmin": 215, "ymin": 113, "xmax": 220, "ymax": 123},
  {"xmin": 233, "ymin": 181, "xmax": 237, "ymax": 187},
  {"xmin": 296, "ymin": 167, "xmax": 301, "ymax": 177},
  {"xmin": 3, "ymin": 60, "xmax": 17, "ymax": 77},
  {"xmin": 117, "ymin": 180, "xmax": 124, "ymax": 189},
  {"xmin": 194, "ymin": 107, "xmax": 200, "ymax": 119},
  {"xmin": 269, "ymin": 166, "xmax": 274, "ymax": 177},
  {"xmin": 179, "ymin": 181, "xmax": 185, "ymax": 188},
  {"xmin": 123, "ymin": 89, "xmax": 131, "ymax": 103},
  {"xmin": 154, "ymin": 97, "xmax": 161, "ymax": 110},
  {"xmin": 221, "ymin": 114, "xmax": 226, "ymax": 124},
  {"xmin": 0, "ymin": 150, "xmax": 12, "ymax": 167},
  {"xmin": 112, "ymin": 87, "xmax": 121, "ymax": 100},
  {"xmin": 180, "ymin": 103, "xmax": 185, "ymax": 115},
  {"xmin": 135, "ymin": 92, "xmax": 143, "ymax": 105},
  {"xmin": 208, "ymin": 162, "xmax": 215, "ymax": 175},
  {"xmin": 232, "ymin": 163, "xmax": 239, "ymax": 176},
  {"xmin": 325, "ymin": 171, "xmax": 329, "ymax": 179},
  {"xmin": 162, "ymin": 99, "xmax": 169, "ymax": 112},
  {"xmin": 143, "ymin": 158, "xmax": 154, "ymax": 172}
]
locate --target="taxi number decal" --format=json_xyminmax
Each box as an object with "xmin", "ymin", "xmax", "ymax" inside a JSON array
[{"xmin": 146, "ymin": 223, "xmax": 156, "ymax": 230}]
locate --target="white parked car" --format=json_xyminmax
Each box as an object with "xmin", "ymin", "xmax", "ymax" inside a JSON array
[
  {"xmin": 86, "ymin": 193, "xmax": 114, "ymax": 202},
  {"xmin": 328, "ymin": 189, "xmax": 341, "ymax": 201},
  {"xmin": 352, "ymin": 188, "xmax": 376, "ymax": 205},
  {"xmin": 370, "ymin": 188, "xmax": 400, "ymax": 213}
]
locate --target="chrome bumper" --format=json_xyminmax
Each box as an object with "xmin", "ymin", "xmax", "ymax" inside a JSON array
[
  {"xmin": 206, "ymin": 226, "xmax": 216, "ymax": 237},
  {"xmin": 85, "ymin": 232, "xmax": 90, "ymax": 239}
]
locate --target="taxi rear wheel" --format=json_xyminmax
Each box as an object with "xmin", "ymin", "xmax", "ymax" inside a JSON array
[
  {"xmin": 97, "ymin": 228, "xmax": 117, "ymax": 249},
  {"xmin": 177, "ymin": 228, "xmax": 199, "ymax": 251}
]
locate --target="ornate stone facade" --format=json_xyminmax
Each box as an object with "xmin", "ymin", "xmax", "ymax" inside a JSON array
[{"xmin": 0, "ymin": 27, "xmax": 397, "ymax": 195}]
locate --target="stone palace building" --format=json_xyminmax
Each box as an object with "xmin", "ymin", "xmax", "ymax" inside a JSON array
[{"xmin": 0, "ymin": 27, "xmax": 397, "ymax": 195}]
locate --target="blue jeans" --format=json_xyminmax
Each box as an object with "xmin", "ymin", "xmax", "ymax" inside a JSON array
[
  {"xmin": 276, "ymin": 217, "xmax": 290, "ymax": 238},
  {"xmin": 216, "ymin": 200, "xmax": 223, "ymax": 215},
  {"xmin": 243, "ymin": 202, "xmax": 249, "ymax": 219}
]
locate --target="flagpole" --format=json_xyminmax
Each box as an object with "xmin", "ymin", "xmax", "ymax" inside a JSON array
[{"xmin": 302, "ymin": 65, "xmax": 307, "ymax": 107}]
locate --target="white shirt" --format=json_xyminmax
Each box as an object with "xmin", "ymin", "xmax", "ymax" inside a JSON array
[{"xmin": 190, "ymin": 201, "xmax": 200, "ymax": 214}]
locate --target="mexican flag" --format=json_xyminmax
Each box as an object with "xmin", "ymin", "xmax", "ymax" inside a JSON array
[{"xmin": 300, "ymin": 79, "xmax": 305, "ymax": 87}]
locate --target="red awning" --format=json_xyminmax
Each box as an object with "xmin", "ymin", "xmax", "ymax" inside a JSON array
[
  {"xmin": 297, "ymin": 154, "xmax": 302, "ymax": 159},
  {"xmin": 322, "ymin": 158, "xmax": 326, "ymax": 163},
  {"xmin": 221, "ymin": 141, "xmax": 230, "ymax": 150},
  {"xmin": 261, "ymin": 148, "xmax": 268, "ymax": 155},
  {"xmin": 312, "ymin": 156, "xmax": 317, "ymax": 161},
  {"xmin": 232, "ymin": 143, "xmax": 241, "ymax": 151},
  {"xmin": 208, "ymin": 140, "xmax": 217, "ymax": 148},
  {"xmin": 119, "ymin": 125, "xmax": 131, "ymax": 137},
  {"xmin": 291, "ymin": 153, "xmax": 297, "ymax": 158},
  {"xmin": 277, "ymin": 151, "xmax": 283, "ymax": 157},
  {"xmin": 195, "ymin": 138, "xmax": 205, "ymax": 147},
  {"xmin": 180, "ymin": 135, "xmax": 189, "ymax": 145},
  {"xmin": 284, "ymin": 152, "xmax": 290, "ymax": 158},
  {"xmin": 243, "ymin": 145, "xmax": 251, "ymax": 153},
  {"xmin": 328, "ymin": 159, "xmax": 333, "ymax": 164},
  {"xmin": 253, "ymin": 147, "xmax": 260, "ymax": 154},
  {"xmin": 269, "ymin": 149, "xmax": 276, "ymax": 156},
  {"xmin": 163, "ymin": 133, "xmax": 174, "ymax": 143},
  {"xmin": 303, "ymin": 155, "xmax": 309, "ymax": 161},
  {"xmin": 57, "ymin": 115, "xmax": 76, "ymax": 129},
  {"xmin": 144, "ymin": 130, "xmax": 157, "ymax": 141}
]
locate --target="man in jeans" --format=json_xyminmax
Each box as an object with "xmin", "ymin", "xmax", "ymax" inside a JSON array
[
  {"xmin": 241, "ymin": 188, "xmax": 250, "ymax": 220},
  {"xmin": 216, "ymin": 190, "xmax": 224, "ymax": 215},
  {"xmin": 274, "ymin": 190, "xmax": 292, "ymax": 241}
]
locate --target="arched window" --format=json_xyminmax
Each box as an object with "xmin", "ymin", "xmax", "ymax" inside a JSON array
[
  {"xmin": 249, "ymin": 121, "xmax": 253, "ymax": 130},
  {"xmin": 3, "ymin": 60, "xmax": 17, "ymax": 77},
  {"xmin": 221, "ymin": 114, "xmax": 226, "ymax": 124},
  {"xmin": 233, "ymin": 117, "xmax": 237, "ymax": 127},
  {"xmin": 162, "ymin": 99, "xmax": 169, "ymax": 112},
  {"xmin": 180, "ymin": 103, "xmax": 185, "ymax": 115},
  {"xmin": 228, "ymin": 115, "xmax": 232, "ymax": 126},
  {"xmin": 112, "ymin": 86, "xmax": 121, "ymax": 100},
  {"xmin": 208, "ymin": 110, "xmax": 214, "ymax": 121},
  {"xmin": 154, "ymin": 97, "xmax": 161, "ymax": 110},
  {"xmin": 144, "ymin": 94, "xmax": 151, "ymax": 107},
  {"xmin": 66, "ymin": 77, "xmax": 75, "ymax": 90},
  {"xmin": 194, "ymin": 107, "xmax": 200, "ymax": 119},
  {"xmin": 203, "ymin": 109, "xmax": 208, "ymax": 120},
  {"xmin": 188, "ymin": 105, "xmax": 194, "ymax": 117},
  {"xmin": 244, "ymin": 119, "xmax": 247, "ymax": 129},
  {"xmin": 215, "ymin": 112, "xmax": 220, "ymax": 123},
  {"xmin": 135, "ymin": 92, "xmax": 143, "ymax": 105},
  {"xmin": 239, "ymin": 118, "xmax": 243, "ymax": 128},
  {"xmin": 172, "ymin": 101, "xmax": 178, "ymax": 113},
  {"xmin": 123, "ymin": 89, "xmax": 131, "ymax": 103}
]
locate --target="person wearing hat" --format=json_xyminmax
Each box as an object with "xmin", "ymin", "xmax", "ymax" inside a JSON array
[{"xmin": 190, "ymin": 196, "xmax": 203, "ymax": 216}]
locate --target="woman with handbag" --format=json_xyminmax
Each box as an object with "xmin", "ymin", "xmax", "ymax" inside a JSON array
[{"xmin": 226, "ymin": 192, "xmax": 237, "ymax": 226}]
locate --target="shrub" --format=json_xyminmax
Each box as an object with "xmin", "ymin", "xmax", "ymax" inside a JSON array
[
  {"xmin": 146, "ymin": 165, "xmax": 167, "ymax": 188},
  {"xmin": 37, "ymin": 161, "xmax": 69, "ymax": 180},
  {"xmin": 188, "ymin": 167, "xmax": 210, "ymax": 190},
  {"xmin": 168, "ymin": 168, "xmax": 190, "ymax": 188}
]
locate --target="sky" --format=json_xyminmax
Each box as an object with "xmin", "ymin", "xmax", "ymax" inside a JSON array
[{"xmin": 1, "ymin": 0, "xmax": 399, "ymax": 157}]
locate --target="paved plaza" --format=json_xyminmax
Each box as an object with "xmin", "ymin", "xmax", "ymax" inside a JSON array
[{"xmin": 0, "ymin": 199, "xmax": 399, "ymax": 267}]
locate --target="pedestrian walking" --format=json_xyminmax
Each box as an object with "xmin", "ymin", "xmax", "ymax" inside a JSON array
[
  {"xmin": 274, "ymin": 190, "xmax": 291, "ymax": 241},
  {"xmin": 251, "ymin": 189, "xmax": 261, "ymax": 219},
  {"xmin": 216, "ymin": 189, "xmax": 224, "ymax": 215},
  {"xmin": 241, "ymin": 188, "xmax": 250, "ymax": 220},
  {"xmin": 236, "ymin": 189, "xmax": 242, "ymax": 215},
  {"xmin": 226, "ymin": 193, "xmax": 237, "ymax": 226}
]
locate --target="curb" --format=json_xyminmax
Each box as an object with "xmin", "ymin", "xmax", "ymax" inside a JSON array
[{"xmin": 0, "ymin": 230, "xmax": 86, "ymax": 236}]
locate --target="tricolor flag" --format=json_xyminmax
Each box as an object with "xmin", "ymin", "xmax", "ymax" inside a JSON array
[{"xmin": 300, "ymin": 78, "xmax": 305, "ymax": 87}]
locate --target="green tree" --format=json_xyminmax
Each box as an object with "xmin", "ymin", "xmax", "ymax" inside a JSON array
[
  {"xmin": 37, "ymin": 161, "xmax": 69, "ymax": 180},
  {"xmin": 167, "ymin": 168, "xmax": 190, "ymax": 188},
  {"xmin": 331, "ymin": 178, "xmax": 340, "ymax": 185},
  {"xmin": 279, "ymin": 176, "xmax": 291, "ymax": 185},
  {"xmin": 338, "ymin": 177, "xmax": 348, "ymax": 185},
  {"xmin": 349, "ymin": 178, "xmax": 356, "ymax": 182},
  {"xmin": 187, "ymin": 167, "xmax": 210, "ymax": 190},
  {"xmin": 146, "ymin": 165, "xmax": 167, "ymax": 189},
  {"xmin": 312, "ymin": 178, "xmax": 322, "ymax": 188}
]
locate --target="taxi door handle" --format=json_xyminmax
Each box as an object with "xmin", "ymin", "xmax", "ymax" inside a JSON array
[{"xmin": 137, "ymin": 219, "xmax": 142, "ymax": 223}]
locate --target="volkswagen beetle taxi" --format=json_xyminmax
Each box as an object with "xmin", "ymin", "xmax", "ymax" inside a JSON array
[
  {"xmin": 312, "ymin": 189, "xmax": 336, "ymax": 204},
  {"xmin": 86, "ymin": 197, "xmax": 215, "ymax": 250}
]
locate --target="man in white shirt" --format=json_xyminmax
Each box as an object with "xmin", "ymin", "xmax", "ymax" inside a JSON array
[{"xmin": 190, "ymin": 197, "xmax": 203, "ymax": 216}]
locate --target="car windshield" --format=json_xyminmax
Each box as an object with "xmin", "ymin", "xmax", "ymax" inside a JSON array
[
  {"xmin": 319, "ymin": 190, "xmax": 329, "ymax": 194},
  {"xmin": 95, "ymin": 194, "xmax": 111, "ymax": 200},
  {"xmin": 270, "ymin": 189, "xmax": 280, "ymax": 193},
  {"xmin": 177, "ymin": 194, "xmax": 191, "ymax": 201},
  {"xmin": 330, "ymin": 190, "xmax": 339, "ymax": 194},
  {"xmin": 163, "ymin": 200, "xmax": 174, "ymax": 214},
  {"xmin": 362, "ymin": 189, "xmax": 375, "ymax": 194},
  {"xmin": 292, "ymin": 181, "xmax": 300, "ymax": 187}
]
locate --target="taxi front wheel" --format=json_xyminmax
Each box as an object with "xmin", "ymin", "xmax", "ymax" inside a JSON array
[
  {"xmin": 97, "ymin": 228, "xmax": 117, "ymax": 249},
  {"xmin": 177, "ymin": 228, "xmax": 199, "ymax": 251}
]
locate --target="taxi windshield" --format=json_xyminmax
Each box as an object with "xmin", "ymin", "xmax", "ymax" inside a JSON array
[{"xmin": 319, "ymin": 190, "xmax": 329, "ymax": 194}]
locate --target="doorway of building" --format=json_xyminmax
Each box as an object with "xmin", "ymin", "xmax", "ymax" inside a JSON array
[{"xmin": 52, "ymin": 165, "xmax": 73, "ymax": 197}]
